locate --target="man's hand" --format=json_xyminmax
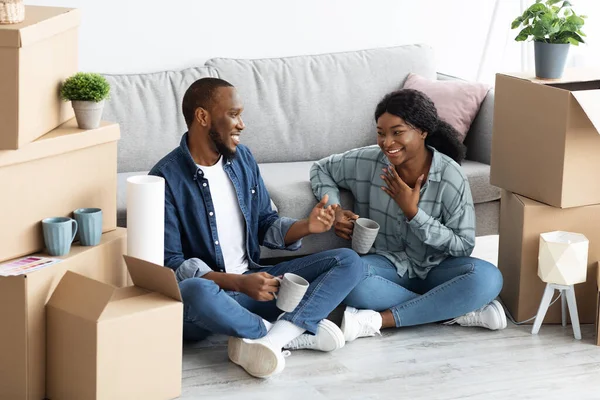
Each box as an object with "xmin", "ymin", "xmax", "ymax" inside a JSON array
[
  {"xmin": 332, "ymin": 204, "xmax": 359, "ymax": 240},
  {"xmin": 380, "ymin": 166, "xmax": 423, "ymax": 220},
  {"xmin": 307, "ymin": 194, "xmax": 336, "ymax": 234},
  {"xmin": 238, "ymin": 272, "xmax": 280, "ymax": 301}
]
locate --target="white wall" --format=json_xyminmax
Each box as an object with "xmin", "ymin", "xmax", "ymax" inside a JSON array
[{"xmin": 25, "ymin": 0, "xmax": 600, "ymax": 85}]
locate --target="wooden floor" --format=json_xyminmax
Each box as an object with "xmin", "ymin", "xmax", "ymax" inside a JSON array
[{"xmin": 180, "ymin": 237, "xmax": 600, "ymax": 399}]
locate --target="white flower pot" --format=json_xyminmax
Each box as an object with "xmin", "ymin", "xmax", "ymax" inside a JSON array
[{"xmin": 72, "ymin": 100, "xmax": 105, "ymax": 130}]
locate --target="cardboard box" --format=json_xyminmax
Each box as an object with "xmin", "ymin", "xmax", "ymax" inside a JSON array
[
  {"xmin": 0, "ymin": 6, "xmax": 79, "ymax": 149},
  {"xmin": 47, "ymin": 255, "xmax": 183, "ymax": 400},
  {"xmin": 596, "ymin": 263, "xmax": 600, "ymax": 346},
  {"xmin": 0, "ymin": 119, "xmax": 119, "ymax": 263},
  {"xmin": 490, "ymin": 69, "xmax": 600, "ymax": 208},
  {"xmin": 0, "ymin": 228, "xmax": 127, "ymax": 400},
  {"xmin": 498, "ymin": 190, "xmax": 599, "ymax": 324}
]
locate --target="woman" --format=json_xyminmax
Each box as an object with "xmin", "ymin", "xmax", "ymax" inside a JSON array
[{"xmin": 310, "ymin": 89, "xmax": 505, "ymax": 342}]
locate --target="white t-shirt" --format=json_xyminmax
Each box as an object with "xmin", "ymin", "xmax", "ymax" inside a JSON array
[{"xmin": 197, "ymin": 157, "xmax": 249, "ymax": 274}]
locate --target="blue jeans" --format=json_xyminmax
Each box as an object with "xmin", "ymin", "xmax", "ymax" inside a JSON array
[
  {"xmin": 344, "ymin": 255, "xmax": 503, "ymax": 327},
  {"xmin": 179, "ymin": 248, "xmax": 364, "ymax": 341}
]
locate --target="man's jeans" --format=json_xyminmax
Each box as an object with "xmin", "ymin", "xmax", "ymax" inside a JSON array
[
  {"xmin": 344, "ymin": 255, "xmax": 503, "ymax": 327},
  {"xmin": 179, "ymin": 248, "xmax": 364, "ymax": 341}
]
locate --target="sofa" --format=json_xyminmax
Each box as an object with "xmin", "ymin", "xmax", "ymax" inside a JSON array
[{"xmin": 102, "ymin": 44, "xmax": 501, "ymax": 262}]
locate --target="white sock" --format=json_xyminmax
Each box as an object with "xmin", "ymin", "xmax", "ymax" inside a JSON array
[
  {"xmin": 262, "ymin": 319, "xmax": 273, "ymax": 332},
  {"xmin": 260, "ymin": 320, "xmax": 305, "ymax": 349}
]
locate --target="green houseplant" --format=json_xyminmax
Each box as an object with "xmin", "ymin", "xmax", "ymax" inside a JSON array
[
  {"xmin": 60, "ymin": 72, "xmax": 110, "ymax": 129},
  {"xmin": 512, "ymin": 0, "xmax": 587, "ymax": 79}
]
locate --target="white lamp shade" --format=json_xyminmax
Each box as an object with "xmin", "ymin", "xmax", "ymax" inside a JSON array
[{"xmin": 538, "ymin": 231, "xmax": 589, "ymax": 285}]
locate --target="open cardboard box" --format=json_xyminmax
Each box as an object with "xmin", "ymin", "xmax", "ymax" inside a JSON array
[
  {"xmin": 0, "ymin": 6, "xmax": 79, "ymax": 149},
  {"xmin": 498, "ymin": 190, "xmax": 599, "ymax": 324},
  {"xmin": 0, "ymin": 229, "xmax": 127, "ymax": 400},
  {"xmin": 46, "ymin": 255, "xmax": 183, "ymax": 400},
  {"xmin": 491, "ymin": 69, "xmax": 600, "ymax": 209}
]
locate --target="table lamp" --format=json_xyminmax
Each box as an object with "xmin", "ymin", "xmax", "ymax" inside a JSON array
[{"xmin": 532, "ymin": 231, "xmax": 589, "ymax": 340}]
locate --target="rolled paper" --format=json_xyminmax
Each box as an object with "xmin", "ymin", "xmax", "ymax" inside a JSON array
[{"xmin": 126, "ymin": 175, "xmax": 165, "ymax": 266}]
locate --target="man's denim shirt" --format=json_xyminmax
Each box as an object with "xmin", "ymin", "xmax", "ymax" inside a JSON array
[{"xmin": 149, "ymin": 133, "xmax": 301, "ymax": 282}]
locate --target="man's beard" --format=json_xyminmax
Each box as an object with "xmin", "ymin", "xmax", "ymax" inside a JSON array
[{"xmin": 209, "ymin": 128, "xmax": 237, "ymax": 160}]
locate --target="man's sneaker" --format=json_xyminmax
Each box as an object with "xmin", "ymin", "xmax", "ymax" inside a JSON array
[
  {"xmin": 341, "ymin": 306, "xmax": 383, "ymax": 342},
  {"xmin": 284, "ymin": 319, "xmax": 345, "ymax": 352},
  {"xmin": 228, "ymin": 337, "xmax": 286, "ymax": 378},
  {"xmin": 446, "ymin": 300, "xmax": 507, "ymax": 330}
]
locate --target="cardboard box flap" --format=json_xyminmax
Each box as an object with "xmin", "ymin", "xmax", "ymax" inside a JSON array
[
  {"xmin": 0, "ymin": 6, "xmax": 80, "ymax": 48},
  {"xmin": 47, "ymin": 271, "xmax": 115, "ymax": 321},
  {"xmin": 0, "ymin": 120, "xmax": 120, "ymax": 168},
  {"xmin": 123, "ymin": 256, "xmax": 182, "ymax": 302},
  {"xmin": 597, "ymin": 262, "xmax": 600, "ymax": 291},
  {"xmin": 571, "ymin": 90, "xmax": 600, "ymax": 134}
]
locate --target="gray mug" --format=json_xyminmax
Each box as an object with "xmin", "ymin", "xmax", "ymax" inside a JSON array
[
  {"xmin": 42, "ymin": 217, "xmax": 78, "ymax": 256},
  {"xmin": 73, "ymin": 208, "xmax": 103, "ymax": 246}
]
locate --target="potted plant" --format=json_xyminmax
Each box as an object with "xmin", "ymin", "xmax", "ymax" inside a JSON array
[
  {"xmin": 512, "ymin": 0, "xmax": 587, "ymax": 79},
  {"xmin": 60, "ymin": 72, "xmax": 110, "ymax": 129}
]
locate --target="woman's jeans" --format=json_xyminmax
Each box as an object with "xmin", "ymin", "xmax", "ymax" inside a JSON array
[
  {"xmin": 344, "ymin": 255, "xmax": 503, "ymax": 327},
  {"xmin": 179, "ymin": 248, "xmax": 364, "ymax": 341}
]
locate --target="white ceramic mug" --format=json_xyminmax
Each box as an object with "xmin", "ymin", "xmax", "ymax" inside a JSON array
[
  {"xmin": 352, "ymin": 218, "xmax": 380, "ymax": 254},
  {"xmin": 273, "ymin": 273, "xmax": 309, "ymax": 312}
]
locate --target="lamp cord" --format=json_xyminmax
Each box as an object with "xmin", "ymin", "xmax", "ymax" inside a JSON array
[{"xmin": 500, "ymin": 292, "xmax": 563, "ymax": 325}]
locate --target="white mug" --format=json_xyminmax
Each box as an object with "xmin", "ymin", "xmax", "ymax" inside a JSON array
[{"xmin": 273, "ymin": 273, "xmax": 309, "ymax": 312}]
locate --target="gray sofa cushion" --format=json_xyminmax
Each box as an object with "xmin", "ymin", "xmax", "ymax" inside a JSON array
[
  {"xmin": 460, "ymin": 160, "xmax": 501, "ymax": 203},
  {"xmin": 102, "ymin": 67, "xmax": 217, "ymax": 173},
  {"xmin": 206, "ymin": 45, "xmax": 437, "ymax": 164}
]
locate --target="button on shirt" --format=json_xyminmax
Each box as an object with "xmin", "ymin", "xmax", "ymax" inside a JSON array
[{"xmin": 197, "ymin": 156, "xmax": 249, "ymax": 275}]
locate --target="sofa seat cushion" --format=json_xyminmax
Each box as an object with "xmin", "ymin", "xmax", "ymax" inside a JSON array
[{"xmin": 460, "ymin": 160, "xmax": 501, "ymax": 204}]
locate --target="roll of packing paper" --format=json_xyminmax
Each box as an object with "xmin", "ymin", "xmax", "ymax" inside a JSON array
[{"xmin": 126, "ymin": 175, "xmax": 165, "ymax": 266}]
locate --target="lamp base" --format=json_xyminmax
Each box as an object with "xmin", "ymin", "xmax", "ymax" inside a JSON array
[{"xmin": 532, "ymin": 283, "xmax": 581, "ymax": 340}]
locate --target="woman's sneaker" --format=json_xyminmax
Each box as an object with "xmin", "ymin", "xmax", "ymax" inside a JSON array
[
  {"xmin": 445, "ymin": 300, "xmax": 507, "ymax": 330},
  {"xmin": 341, "ymin": 306, "xmax": 383, "ymax": 342},
  {"xmin": 228, "ymin": 337, "xmax": 286, "ymax": 378},
  {"xmin": 284, "ymin": 319, "xmax": 345, "ymax": 352}
]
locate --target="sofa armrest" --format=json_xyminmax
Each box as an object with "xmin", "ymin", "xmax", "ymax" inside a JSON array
[{"xmin": 436, "ymin": 73, "xmax": 494, "ymax": 165}]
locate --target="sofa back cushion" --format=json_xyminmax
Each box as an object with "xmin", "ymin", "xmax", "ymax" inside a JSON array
[
  {"xmin": 206, "ymin": 45, "xmax": 437, "ymax": 163},
  {"xmin": 102, "ymin": 67, "xmax": 217, "ymax": 173}
]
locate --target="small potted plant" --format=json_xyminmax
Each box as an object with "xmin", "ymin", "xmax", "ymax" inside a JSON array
[
  {"xmin": 512, "ymin": 0, "xmax": 587, "ymax": 79},
  {"xmin": 60, "ymin": 72, "xmax": 110, "ymax": 129}
]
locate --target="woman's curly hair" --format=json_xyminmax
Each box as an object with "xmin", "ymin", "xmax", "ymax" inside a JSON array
[{"xmin": 374, "ymin": 89, "xmax": 467, "ymax": 164}]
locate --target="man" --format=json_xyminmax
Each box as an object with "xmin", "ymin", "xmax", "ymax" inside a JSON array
[{"xmin": 149, "ymin": 77, "xmax": 365, "ymax": 379}]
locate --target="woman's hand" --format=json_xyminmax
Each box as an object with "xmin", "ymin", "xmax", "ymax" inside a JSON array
[
  {"xmin": 332, "ymin": 205, "xmax": 359, "ymax": 240},
  {"xmin": 380, "ymin": 166, "xmax": 423, "ymax": 220}
]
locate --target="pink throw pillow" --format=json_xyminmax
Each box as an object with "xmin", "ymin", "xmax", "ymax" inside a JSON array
[{"xmin": 402, "ymin": 73, "xmax": 490, "ymax": 142}]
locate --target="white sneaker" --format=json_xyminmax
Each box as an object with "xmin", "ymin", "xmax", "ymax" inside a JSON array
[
  {"xmin": 228, "ymin": 337, "xmax": 286, "ymax": 378},
  {"xmin": 446, "ymin": 300, "xmax": 507, "ymax": 330},
  {"xmin": 341, "ymin": 306, "xmax": 383, "ymax": 342},
  {"xmin": 284, "ymin": 319, "xmax": 345, "ymax": 352}
]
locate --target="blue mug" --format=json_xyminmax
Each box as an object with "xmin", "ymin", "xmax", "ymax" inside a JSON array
[
  {"xmin": 42, "ymin": 217, "xmax": 78, "ymax": 256},
  {"xmin": 73, "ymin": 208, "xmax": 103, "ymax": 246}
]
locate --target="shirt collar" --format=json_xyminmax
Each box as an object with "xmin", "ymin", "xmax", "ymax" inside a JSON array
[
  {"xmin": 377, "ymin": 145, "xmax": 443, "ymax": 183},
  {"xmin": 179, "ymin": 132, "xmax": 233, "ymax": 180}
]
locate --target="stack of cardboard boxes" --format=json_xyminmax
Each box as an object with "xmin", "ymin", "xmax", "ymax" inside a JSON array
[
  {"xmin": 0, "ymin": 6, "xmax": 183, "ymax": 400},
  {"xmin": 490, "ymin": 69, "xmax": 600, "ymax": 328},
  {"xmin": 0, "ymin": 6, "xmax": 127, "ymax": 399}
]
